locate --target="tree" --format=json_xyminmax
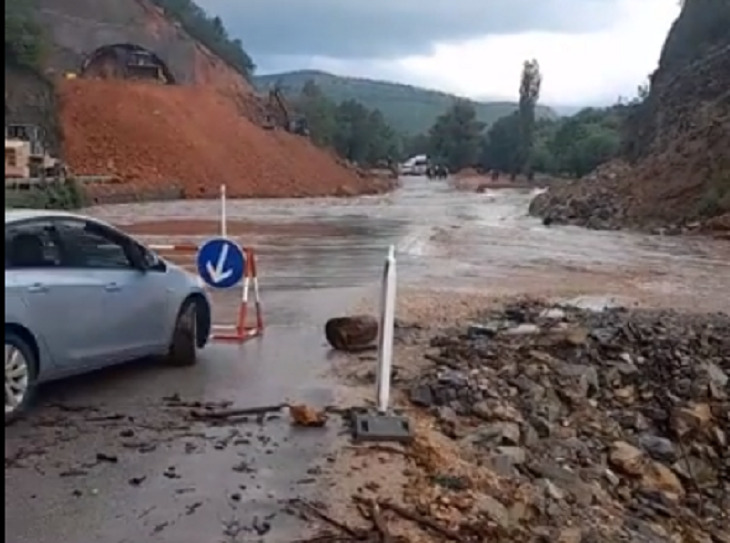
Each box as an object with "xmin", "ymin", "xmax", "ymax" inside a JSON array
[
  {"xmin": 428, "ymin": 100, "xmax": 485, "ymax": 171},
  {"xmin": 518, "ymin": 59, "xmax": 542, "ymax": 178},
  {"xmin": 5, "ymin": 0, "xmax": 44, "ymax": 70},
  {"xmin": 294, "ymin": 81, "xmax": 401, "ymax": 167},
  {"xmin": 150, "ymin": 0, "xmax": 255, "ymax": 79},
  {"xmin": 297, "ymin": 80, "xmax": 337, "ymax": 147},
  {"xmin": 481, "ymin": 112, "xmax": 521, "ymax": 174}
]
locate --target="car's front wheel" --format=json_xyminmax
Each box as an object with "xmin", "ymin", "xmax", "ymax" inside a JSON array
[
  {"xmin": 5, "ymin": 331, "xmax": 38, "ymax": 425},
  {"xmin": 165, "ymin": 299, "xmax": 199, "ymax": 367}
]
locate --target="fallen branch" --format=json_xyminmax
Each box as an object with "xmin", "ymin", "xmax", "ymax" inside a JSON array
[
  {"xmin": 290, "ymin": 499, "xmax": 365, "ymax": 540},
  {"xmin": 370, "ymin": 502, "xmax": 394, "ymax": 543},
  {"xmin": 380, "ymin": 501, "xmax": 464, "ymax": 542},
  {"xmin": 188, "ymin": 403, "xmax": 286, "ymax": 420},
  {"xmin": 345, "ymin": 445, "xmax": 413, "ymax": 458}
]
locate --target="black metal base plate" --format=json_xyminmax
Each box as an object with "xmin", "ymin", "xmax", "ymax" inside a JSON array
[{"xmin": 351, "ymin": 411, "xmax": 413, "ymax": 443}]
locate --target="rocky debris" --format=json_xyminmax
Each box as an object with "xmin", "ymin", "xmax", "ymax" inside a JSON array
[
  {"xmin": 325, "ymin": 315, "xmax": 379, "ymax": 352},
  {"xmin": 529, "ymin": 162, "xmax": 631, "ymax": 231},
  {"xmin": 402, "ymin": 300, "xmax": 729, "ymax": 541}
]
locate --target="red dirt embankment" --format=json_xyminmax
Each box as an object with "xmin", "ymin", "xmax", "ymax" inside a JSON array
[{"xmin": 58, "ymin": 78, "xmax": 392, "ymax": 198}]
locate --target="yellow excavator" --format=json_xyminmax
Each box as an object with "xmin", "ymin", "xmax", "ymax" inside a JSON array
[{"xmin": 263, "ymin": 87, "xmax": 309, "ymax": 136}]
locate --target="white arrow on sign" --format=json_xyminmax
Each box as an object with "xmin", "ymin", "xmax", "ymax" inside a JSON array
[{"xmin": 205, "ymin": 243, "xmax": 233, "ymax": 284}]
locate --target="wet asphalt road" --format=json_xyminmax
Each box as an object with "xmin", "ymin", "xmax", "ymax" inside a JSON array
[
  {"xmin": 5, "ymin": 178, "xmax": 730, "ymax": 543},
  {"xmin": 5, "ymin": 287, "xmax": 364, "ymax": 543}
]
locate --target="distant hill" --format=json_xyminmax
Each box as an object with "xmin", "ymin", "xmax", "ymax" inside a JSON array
[{"xmin": 253, "ymin": 70, "xmax": 557, "ymax": 135}]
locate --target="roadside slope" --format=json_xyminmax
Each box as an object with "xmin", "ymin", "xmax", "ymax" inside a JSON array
[
  {"xmin": 60, "ymin": 78, "xmax": 388, "ymax": 199},
  {"xmin": 529, "ymin": 0, "xmax": 730, "ymax": 234}
]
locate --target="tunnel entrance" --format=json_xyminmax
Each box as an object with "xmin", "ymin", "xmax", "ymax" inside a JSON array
[{"xmin": 80, "ymin": 44, "xmax": 176, "ymax": 84}]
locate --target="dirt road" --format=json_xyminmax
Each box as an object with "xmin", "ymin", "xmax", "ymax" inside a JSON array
[{"xmin": 5, "ymin": 177, "xmax": 729, "ymax": 543}]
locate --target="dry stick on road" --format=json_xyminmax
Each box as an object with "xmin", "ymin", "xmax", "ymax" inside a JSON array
[
  {"xmin": 352, "ymin": 497, "xmax": 395, "ymax": 543},
  {"xmin": 345, "ymin": 444, "xmax": 413, "ymax": 458},
  {"xmin": 378, "ymin": 501, "xmax": 465, "ymax": 542},
  {"xmin": 188, "ymin": 403, "xmax": 287, "ymax": 420},
  {"xmin": 290, "ymin": 499, "xmax": 366, "ymax": 540}
]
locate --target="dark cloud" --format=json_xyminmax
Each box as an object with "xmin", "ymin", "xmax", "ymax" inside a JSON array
[{"xmin": 197, "ymin": 0, "xmax": 622, "ymax": 60}]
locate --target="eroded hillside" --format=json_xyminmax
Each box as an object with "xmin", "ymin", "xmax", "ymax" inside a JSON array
[
  {"xmin": 530, "ymin": 0, "xmax": 730, "ymax": 235},
  {"xmin": 6, "ymin": 0, "xmax": 387, "ymax": 199}
]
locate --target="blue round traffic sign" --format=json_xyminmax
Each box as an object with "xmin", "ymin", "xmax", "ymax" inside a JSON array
[{"xmin": 196, "ymin": 238, "xmax": 246, "ymax": 289}]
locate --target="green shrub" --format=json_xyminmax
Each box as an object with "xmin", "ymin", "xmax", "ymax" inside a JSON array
[{"xmin": 5, "ymin": 178, "xmax": 88, "ymax": 211}]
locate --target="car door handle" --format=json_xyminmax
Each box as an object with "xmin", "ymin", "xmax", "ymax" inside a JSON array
[
  {"xmin": 27, "ymin": 283, "xmax": 48, "ymax": 293},
  {"xmin": 105, "ymin": 282, "xmax": 122, "ymax": 292}
]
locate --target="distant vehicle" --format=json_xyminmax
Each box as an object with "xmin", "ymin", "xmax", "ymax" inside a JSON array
[
  {"xmin": 4, "ymin": 209, "xmax": 212, "ymax": 423},
  {"xmin": 399, "ymin": 154, "xmax": 429, "ymax": 176}
]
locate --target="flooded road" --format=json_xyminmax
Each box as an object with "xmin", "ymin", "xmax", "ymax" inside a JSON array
[
  {"xmin": 94, "ymin": 176, "xmax": 730, "ymax": 313},
  {"xmin": 6, "ymin": 177, "xmax": 729, "ymax": 543}
]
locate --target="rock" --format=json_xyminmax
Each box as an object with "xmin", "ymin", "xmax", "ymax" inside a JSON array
[
  {"xmin": 289, "ymin": 404, "xmax": 328, "ymax": 427},
  {"xmin": 638, "ymin": 434, "xmax": 678, "ymax": 463},
  {"xmin": 640, "ymin": 461, "xmax": 685, "ymax": 500},
  {"xmin": 557, "ymin": 527, "xmax": 583, "ymax": 543},
  {"xmin": 473, "ymin": 493, "xmax": 511, "ymax": 529},
  {"xmin": 462, "ymin": 422, "xmax": 521, "ymax": 448},
  {"xmin": 539, "ymin": 478, "xmax": 566, "ymax": 501},
  {"xmin": 495, "ymin": 446, "xmax": 527, "ymax": 465},
  {"xmin": 503, "ymin": 323, "xmax": 541, "ymax": 336},
  {"xmin": 555, "ymin": 363, "xmax": 600, "ymax": 401},
  {"xmin": 324, "ymin": 315, "xmax": 378, "ymax": 351},
  {"xmin": 671, "ymin": 403, "xmax": 713, "ymax": 437},
  {"xmin": 409, "ymin": 384, "xmax": 434, "ymax": 407},
  {"xmin": 472, "ymin": 400, "xmax": 523, "ymax": 423},
  {"xmin": 609, "ymin": 441, "xmax": 646, "ymax": 477},
  {"xmin": 540, "ymin": 308, "xmax": 566, "ymax": 320},
  {"xmin": 672, "ymin": 456, "xmax": 718, "ymax": 488},
  {"xmin": 467, "ymin": 323, "xmax": 500, "ymax": 338},
  {"xmin": 564, "ymin": 327, "xmax": 589, "ymax": 346},
  {"xmin": 701, "ymin": 361, "xmax": 728, "ymax": 388}
]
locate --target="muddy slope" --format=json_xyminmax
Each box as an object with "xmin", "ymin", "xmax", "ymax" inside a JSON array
[
  {"xmin": 530, "ymin": 0, "xmax": 730, "ymax": 234},
  {"xmin": 60, "ymin": 79, "xmax": 389, "ymax": 199},
  {"xmin": 10, "ymin": 0, "xmax": 389, "ymax": 199}
]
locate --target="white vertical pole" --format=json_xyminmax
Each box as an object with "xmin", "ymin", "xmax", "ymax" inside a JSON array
[
  {"xmin": 376, "ymin": 245, "xmax": 397, "ymax": 413},
  {"xmin": 220, "ymin": 184, "xmax": 227, "ymax": 238}
]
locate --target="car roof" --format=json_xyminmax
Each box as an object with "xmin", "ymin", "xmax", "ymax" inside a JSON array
[{"xmin": 4, "ymin": 208, "xmax": 116, "ymax": 230}]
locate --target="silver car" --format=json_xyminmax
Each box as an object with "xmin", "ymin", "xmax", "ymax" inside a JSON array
[{"xmin": 5, "ymin": 209, "xmax": 212, "ymax": 423}]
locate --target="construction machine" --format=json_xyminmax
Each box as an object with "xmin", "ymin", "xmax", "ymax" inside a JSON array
[
  {"xmin": 263, "ymin": 87, "xmax": 309, "ymax": 136},
  {"xmin": 5, "ymin": 124, "xmax": 67, "ymax": 180},
  {"xmin": 125, "ymin": 49, "xmax": 167, "ymax": 83}
]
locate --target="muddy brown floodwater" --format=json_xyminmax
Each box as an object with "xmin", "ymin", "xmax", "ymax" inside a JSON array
[{"xmin": 5, "ymin": 177, "xmax": 729, "ymax": 543}]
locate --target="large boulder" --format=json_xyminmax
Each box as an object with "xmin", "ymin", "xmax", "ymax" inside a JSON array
[{"xmin": 325, "ymin": 315, "xmax": 379, "ymax": 352}]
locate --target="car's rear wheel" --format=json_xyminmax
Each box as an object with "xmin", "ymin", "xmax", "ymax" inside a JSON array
[
  {"xmin": 166, "ymin": 299, "xmax": 198, "ymax": 367},
  {"xmin": 5, "ymin": 331, "xmax": 38, "ymax": 425}
]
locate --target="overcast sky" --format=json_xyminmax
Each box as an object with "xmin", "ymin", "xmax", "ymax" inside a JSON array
[{"xmin": 197, "ymin": 0, "xmax": 681, "ymax": 107}]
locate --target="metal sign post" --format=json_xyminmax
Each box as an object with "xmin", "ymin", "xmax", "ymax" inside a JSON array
[{"xmin": 220, "ymin": 184, "xmax": 227, "ymax": 238}]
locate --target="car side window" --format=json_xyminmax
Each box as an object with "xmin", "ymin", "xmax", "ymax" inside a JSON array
[
  {"xmin": 56, "ymin": 220, "xmax": 134, "ymax": 269},
  {"xmin": 5, "ymin": 221, "xmax": 63, "ymax": 269}
]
